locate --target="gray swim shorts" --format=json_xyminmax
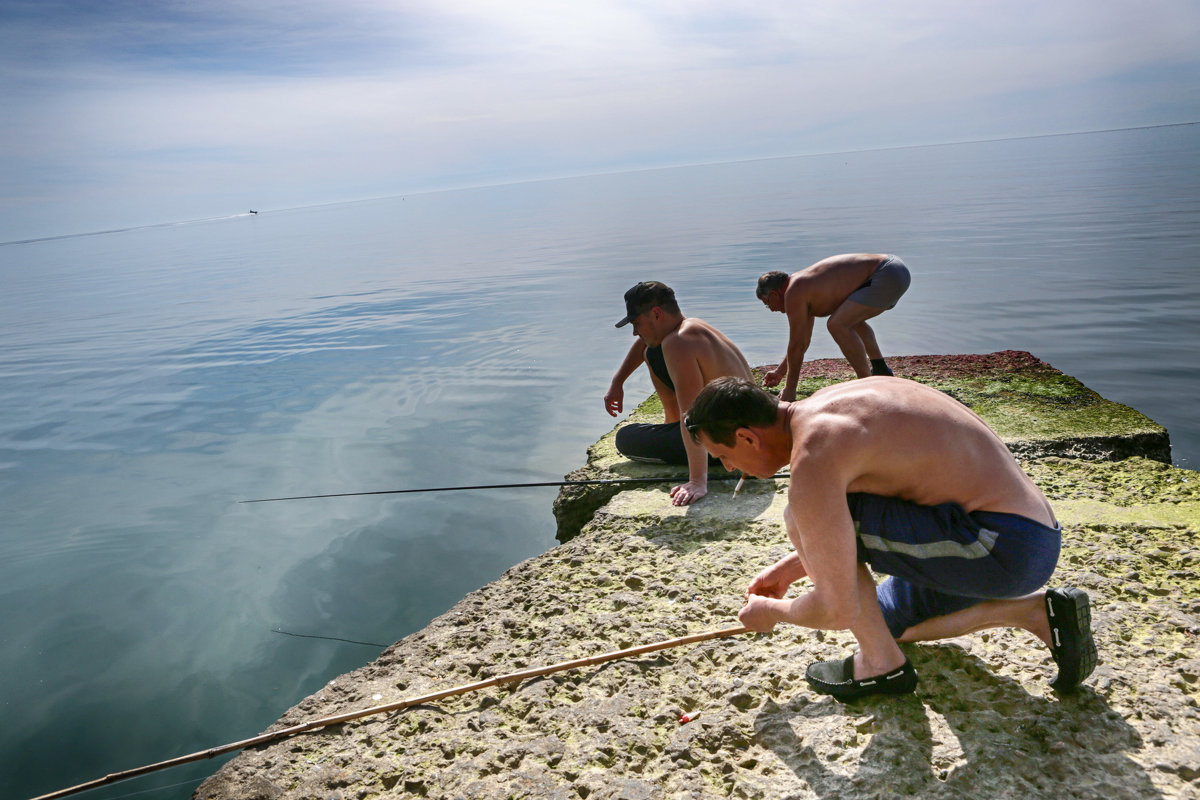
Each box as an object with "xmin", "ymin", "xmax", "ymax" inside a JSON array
[{"xmin": 848, "ymin": 255, "xmax": 911, "ymax": 309}]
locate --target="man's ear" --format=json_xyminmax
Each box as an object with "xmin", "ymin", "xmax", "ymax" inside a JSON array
[{"xmin": 735, "ymin": 427, "xmax": 761, "ymax": 450}]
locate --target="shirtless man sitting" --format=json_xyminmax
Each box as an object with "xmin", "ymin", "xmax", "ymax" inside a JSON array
[
  {"xmin": 683, "ymin": 375, "xmax": 1097, "ymax": 700},
  {"xmin": 605, "ymin": 281, "xmax": 754, "ymax": 506},
  {"xmin": 758, "ymin": 253, "xmax": 911, "ymax": 400}
]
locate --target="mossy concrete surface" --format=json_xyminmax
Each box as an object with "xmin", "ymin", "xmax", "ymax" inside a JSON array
[
  {"xmin": 552, "ymin": 351, "xmax": 1169, "ymax": 541},
  {"xmin": 196, "ymin": 352, "xmax": 1196, "ymax": 800},
  {"xmin": 197, "ymin": 457, "xmax": 1198, "ymax": 800}
]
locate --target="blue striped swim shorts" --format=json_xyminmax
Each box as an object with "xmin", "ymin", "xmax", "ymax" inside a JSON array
[{"xmin": 847, "ymin": 492, "xmax": 1061, "ymax": 637}]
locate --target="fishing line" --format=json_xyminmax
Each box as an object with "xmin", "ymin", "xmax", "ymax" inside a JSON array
[
  {"xmin": 32, "ymin": 625, "xmax": 750, "ymax": 800},
  {"xmin": 271, "ymin": 628, "xmax": 388, "ymax": 648},
  {"xmin": 92, "ymin": 776, "xmax": 206, "ymax": 800},
  {"xmin": 240, "ymin": 473, "xmax": 789, "ymax": 504},
  {"xmin": 35, "ymin": 478, "xmax": 785, "ymax": 798}
]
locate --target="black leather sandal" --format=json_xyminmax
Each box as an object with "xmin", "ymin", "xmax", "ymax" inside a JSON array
[
  {"xmin": 1045, "ymin": 587, "xmax": 1098, "ymax": 692},
  {"xmin": 805, "ymin": 654, "xmax": 918, "ymax": 701}
]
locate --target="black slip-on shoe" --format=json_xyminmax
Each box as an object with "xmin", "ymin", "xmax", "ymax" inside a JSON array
[
  {"xmin": 805, "ymin": 654, "xmax": 918, "ymax": 701},
  {"xmin": 1045, "ymin": 587, "xmax": 1098, "ymax": 692}
]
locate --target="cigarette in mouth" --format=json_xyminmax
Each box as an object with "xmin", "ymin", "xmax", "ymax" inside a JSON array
[{"xmin": 732, "ymin": 475, "xmax": 745, "ymax": 498}]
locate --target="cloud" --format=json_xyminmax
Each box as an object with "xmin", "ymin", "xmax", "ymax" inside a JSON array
[{"xmin": 1, "ymin": 0, "xmax": 1198, "ymax": 239}]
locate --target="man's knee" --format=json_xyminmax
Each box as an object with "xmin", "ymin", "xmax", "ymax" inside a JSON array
[
  {"xmin": 614, "ymin": 424, "xmax": 635, "ymax": 454},
  {"xmin": 615, "ymin": 422, "xmax": 688, "ymax": 465},
  {"xmin": 875, "ymin": 579, "xmax": 917, "ymax": 639},
  {"xmin": 615, "ymin": 424, "xmax": 657, "ymax": 460},
  {"xmin": 827, "ymin": 312, "xmax": 863, "ymax": 339}
]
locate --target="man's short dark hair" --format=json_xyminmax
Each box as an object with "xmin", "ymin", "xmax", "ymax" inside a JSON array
[
  {"xmin": 756, "ymin": 271, "xmax": 789, "ymax": 299},
  {"xmin": 684, "ymin": 376, "xmax": 779, "ymax": 446}
]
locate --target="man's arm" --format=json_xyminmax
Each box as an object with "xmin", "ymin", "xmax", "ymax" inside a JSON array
[
  {"xmin": 745, "ymin": 551, "xmax": 807, "ymax": 599},
  {"xmin": 739, "ymin": 455, "xmax": 861, "ymax": 631},
  {"xmin": 660, "ymin": 336, "xmax": 709, "ymax": 506},
  {"xmin": 605, "ymin": 339, "xmax": 647, "ymax": 416},
  {"xmin": 762, "ymin": 355, "xmax": 787, "ymax": 388},
  {"xmin": 781, "ymin": 306, "xmax": 815, "ymax": 402}
]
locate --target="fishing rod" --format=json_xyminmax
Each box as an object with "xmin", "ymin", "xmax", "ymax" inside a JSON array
[
  {"xmin": 240, "ymin": 473, "xmax": 790, "ymax": 504},
  {"xmin": 31, "ymin": 625, "xmax": 750, "ymax": 800}
]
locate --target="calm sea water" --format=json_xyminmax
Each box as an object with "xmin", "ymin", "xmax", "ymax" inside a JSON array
[{"xmin": 4, "ymin": 124, "xmax": 1198, "ymax": 800}]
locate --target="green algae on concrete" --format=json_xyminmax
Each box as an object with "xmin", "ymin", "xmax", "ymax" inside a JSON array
[
  {"xmin": 196, "ymin": 456, "xmax": 1199, "ymax": 800},
  {"xmin": 889, "ymin": 352, "xmax": 1170, "ymax": 463},
  {"xmin": 551, "ymin": 388, "xmax": 740, "ymax": 542},
  {"xmin": 553, "ymin": 351, "xmax": 1170, "ymax": 541},
  {"xmin": 193, "ymin": 352, "xmax": 1193, "ymax": 800}
]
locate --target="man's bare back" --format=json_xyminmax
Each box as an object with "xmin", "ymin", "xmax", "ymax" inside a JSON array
[
  {"xmin": 661, "ymin": 318, "xmax": 753, "ymax": 412},
  {"xmin": 785, "ymin": 254, "xmax": 885, "ymax": 317},
  {"xmin": 785, "ymin": 378, "xmax": 1055, "ymax": 527}
]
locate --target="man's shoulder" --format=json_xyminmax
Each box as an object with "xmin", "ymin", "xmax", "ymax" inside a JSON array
[
  {"xmin": 786, "ymin": 402, "xmax": 873, "ymax": 487},
  {"xmin": 663, "ymin": 318, "xmax": 732, "ymax": 358},
  {"xmin": 660, "ymin": 321, "xmax": 699, "ymax": 355},
  {"xmin": 674, "ymin": 316, "xmax": 722, "ymax": 339},
  {"xmin": 792, "ymin": 383, "xmax": 888, "ymax": 438},
  {"xmin": 789, "ymin": 401, "xmax": 848, "ymax": 444},
  {"xmin": 784, "ymin": 273, "xmax": 815, "ymax": 299}
]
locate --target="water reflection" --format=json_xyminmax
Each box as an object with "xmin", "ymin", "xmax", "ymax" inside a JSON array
[{"xmin": 3, "ymin": 125, "xmax": 1199, "ymax": 800}]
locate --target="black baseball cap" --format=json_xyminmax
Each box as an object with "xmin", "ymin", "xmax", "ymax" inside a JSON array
[{"xmin": 615, "ymin": 281, "xmax": 675, "ymax": 328}]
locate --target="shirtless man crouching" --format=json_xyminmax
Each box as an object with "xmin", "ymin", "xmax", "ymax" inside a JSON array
[
  {"xmin": 605, "ymin": 282, "xmax": 754, "ymax": 506},
  {"xmin": 683, "ymin": 375, "xmax": 1097, "ymax": 700},
  {"xmin": 758, "ymin": 253, "xmax": 911, "ymax": 400}
]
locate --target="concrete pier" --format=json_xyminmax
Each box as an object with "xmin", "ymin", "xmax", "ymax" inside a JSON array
[{"xmin": 197, "ymin": 353, "xmax": 1197, "ymax": 800}]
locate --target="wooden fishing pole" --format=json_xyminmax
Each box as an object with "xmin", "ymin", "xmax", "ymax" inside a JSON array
[
  {"xmin": 240, "ymin": 473, "xmax": 789, "ymax": 503},
  {"xmin": 31, "ymin": 625, "xmax": 750, "ymax": 800}
]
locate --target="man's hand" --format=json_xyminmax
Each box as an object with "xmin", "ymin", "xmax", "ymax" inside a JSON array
[
  {"xmin": 745, "ymin": 555, "xmax": 804, "ymax": 600},
  {"xmin": 604, "ymin": 385, "xmax": 624, "ymax": 417},
  {"xmin": 738, "ymin": 594, "xmax": 780, "ymax": 633},
  {"xmin": 779, "ymin": 387, "xmax": 796, "ymax": 402},
  {"xmin": 762, "ymin": 367, "xmax": 784, "ymax": 388},
  {"xmin": 669, "ymin": 480, "xmax": 707, "ymax": 506}
]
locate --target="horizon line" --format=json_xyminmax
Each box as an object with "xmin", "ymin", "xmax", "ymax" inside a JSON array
[{"xmin": 5, "ymin": 120, "xmax": 1196, "ymax": 247}]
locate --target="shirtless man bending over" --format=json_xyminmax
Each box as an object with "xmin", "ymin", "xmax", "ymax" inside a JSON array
[
  {"xmin": 758, "ymin": 253, "xmax": 911, "ymax": 400},
  {"xmin": 684, "ymin": 375, "xmax": 1097, "ymax": 700},
  {"xmin": 605, "ymin": 281, "xmax": 754, "ymax": 506}
]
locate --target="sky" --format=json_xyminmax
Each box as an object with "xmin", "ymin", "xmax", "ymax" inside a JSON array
[{"xmin": 2, "ymin": 0, "xmax": 1199, "ymax": 241}]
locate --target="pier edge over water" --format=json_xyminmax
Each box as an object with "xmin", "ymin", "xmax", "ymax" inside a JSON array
[{"xmin": 179, "ymin": 352, "xmax": 1197, "ymax": 799}]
